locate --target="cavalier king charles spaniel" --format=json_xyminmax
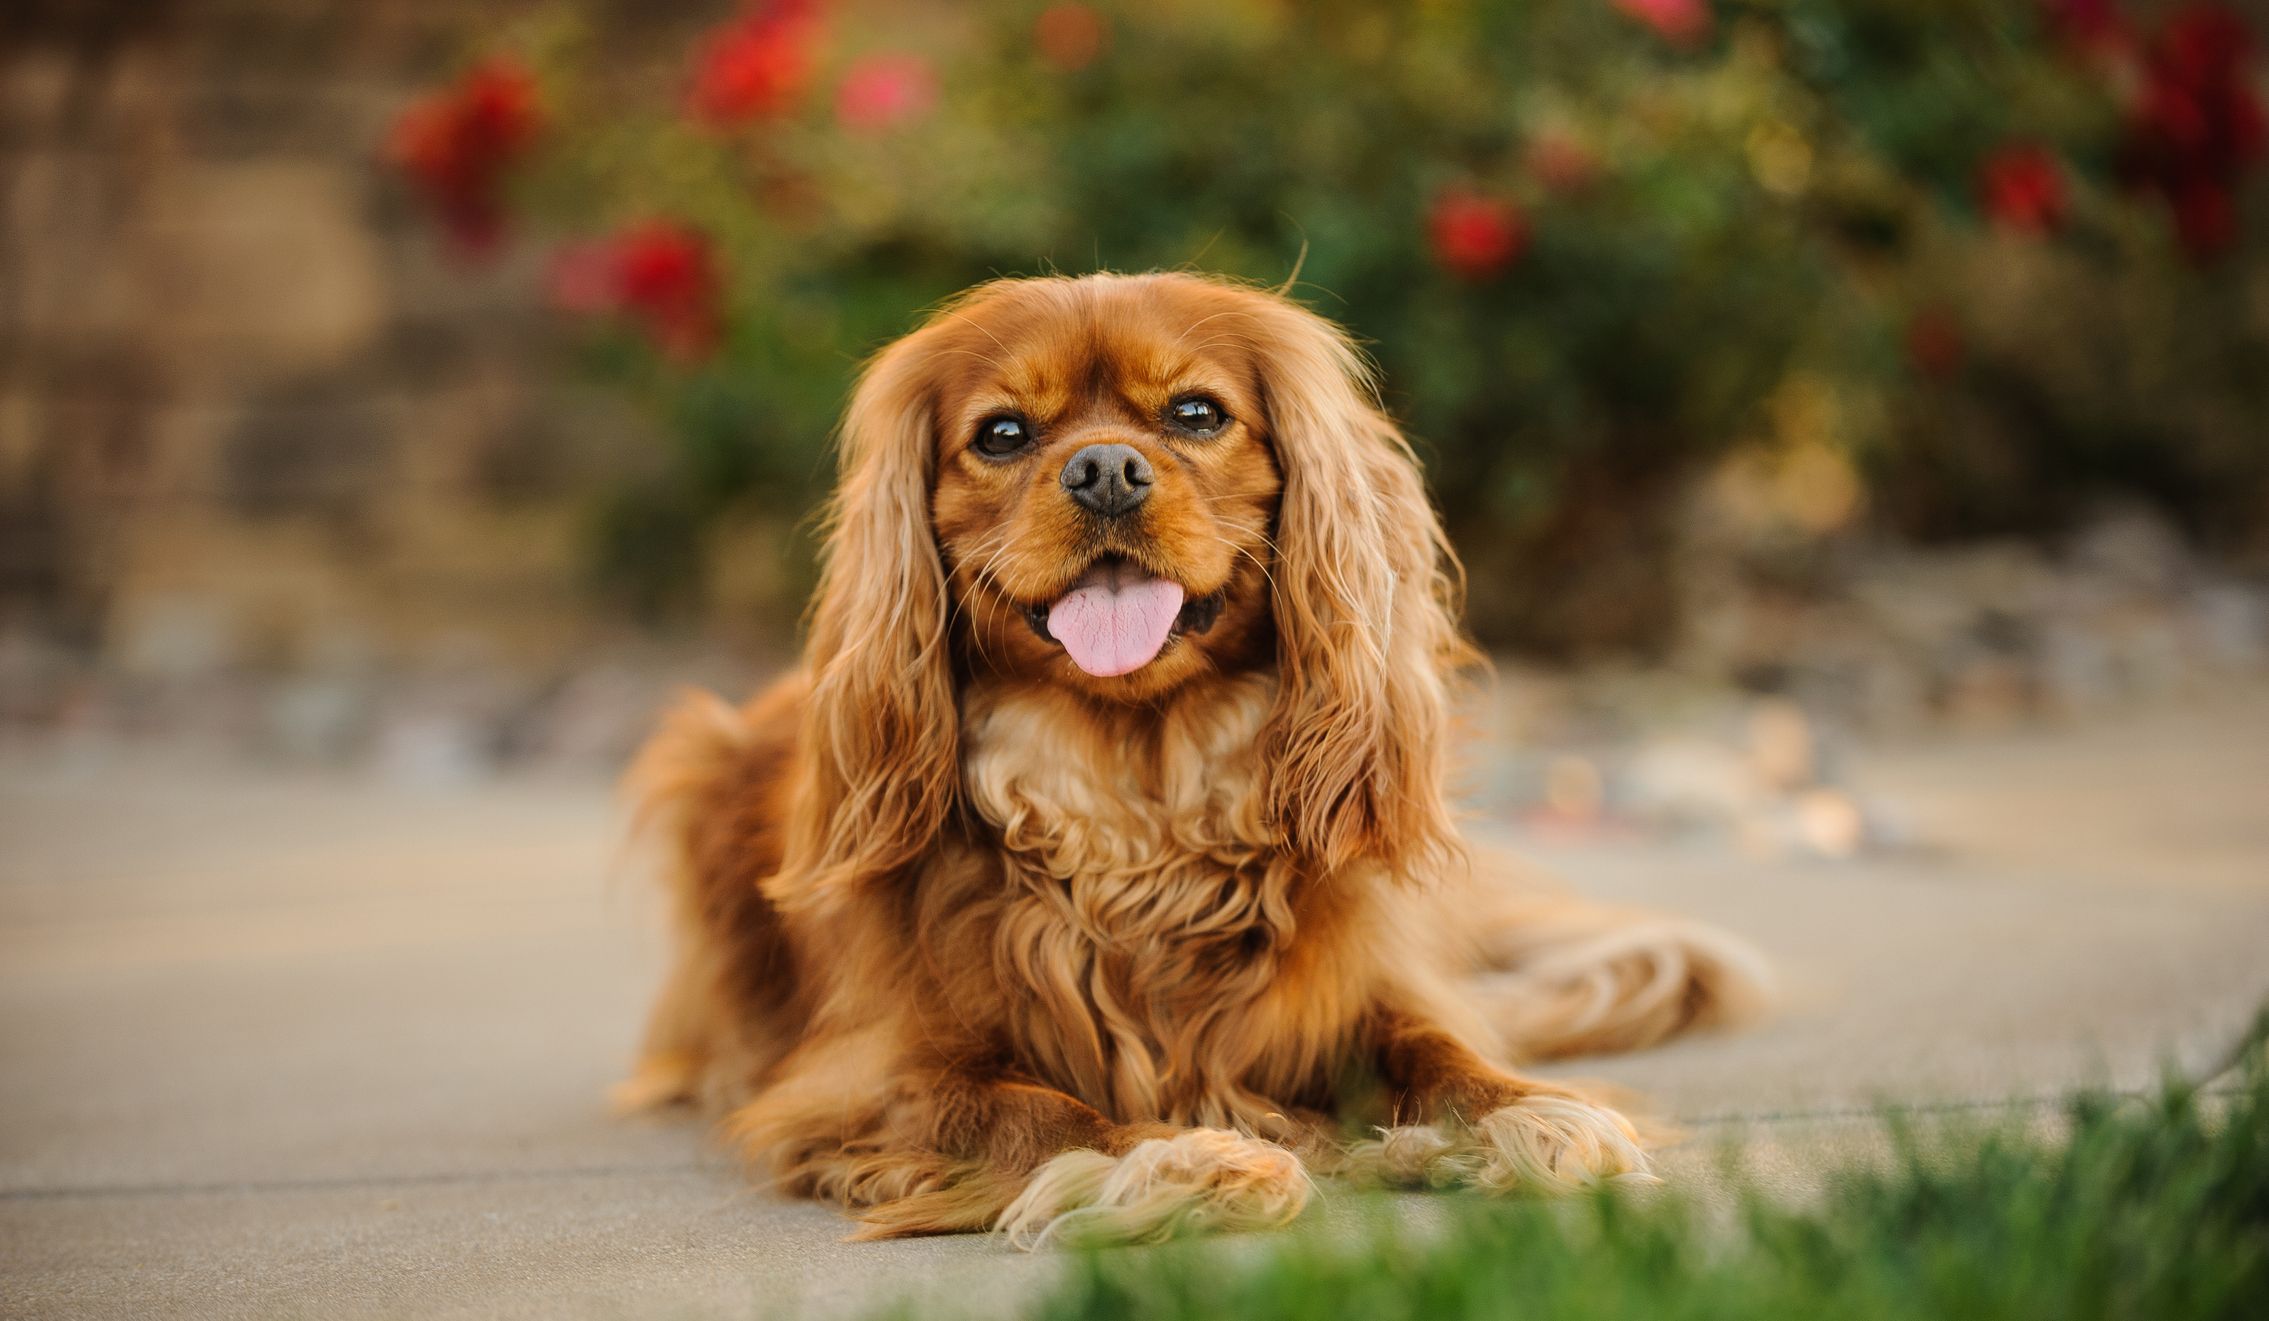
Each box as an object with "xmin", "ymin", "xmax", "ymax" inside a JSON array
[{"xmin": 617, "ymin": 272, "xmax": 1767, "ymax": 1246}]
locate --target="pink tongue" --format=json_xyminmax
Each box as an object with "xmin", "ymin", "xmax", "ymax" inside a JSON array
[{"xmin": 1046, "ymin": 572, "xmax": 1186, "ymax": 677}]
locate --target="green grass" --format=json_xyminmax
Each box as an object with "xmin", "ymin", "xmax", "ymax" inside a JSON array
[{"xmin": 919, "ymin": 1030, "xmax": 2269, "ymax": 1320}]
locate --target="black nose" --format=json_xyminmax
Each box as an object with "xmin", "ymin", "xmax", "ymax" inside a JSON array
[{"xmin": 1059, "ymin": 443, "xmax": 1154, "ymax": 518}]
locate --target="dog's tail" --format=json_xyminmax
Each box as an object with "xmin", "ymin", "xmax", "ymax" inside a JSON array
[
  {"xmin": 623, "ymin": 687, "xmax": 756, "ymax": 847},
  {"xmin": 1462, "ymin": 890, "xmax": 1774, "ymax": 1062},
  {"xmin": 613, "ymin": 686, "xmax": 799, "ymax": 1115}
]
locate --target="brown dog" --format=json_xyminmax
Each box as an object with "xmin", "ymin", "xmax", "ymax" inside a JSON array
[{"xmin": 617, "ymin": 272, "xmax": 1766, "ymax": 1246}]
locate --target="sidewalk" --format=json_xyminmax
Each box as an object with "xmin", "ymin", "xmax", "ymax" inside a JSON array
[{"xmin": 5, "ymin": 687, "xmax": 2267, "ymax": 1319}]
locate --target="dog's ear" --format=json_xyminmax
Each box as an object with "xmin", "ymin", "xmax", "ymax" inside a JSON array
[
  {"xmin": 1246, "ymin": 293, "xmax": 1478, "ymax": 881},
  {"xmin": 768, "ymin": 324, "xmax": 958, "ymax": 909}
]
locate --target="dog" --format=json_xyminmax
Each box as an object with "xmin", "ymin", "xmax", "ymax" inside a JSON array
[{"xmin": 615, "ymin": 272, "xmax": 1767, "ymax": 1246}]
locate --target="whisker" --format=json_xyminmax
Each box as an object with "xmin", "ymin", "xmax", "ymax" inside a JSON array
[
  {"xmin": 1174, "ymin": 333, "xmax": 1266, "ymax": 359},
  {"xmin": 1201, "ymin": 531, "xmax": 1281, "ymax": 599},
  {"xmin": 928, "ymin": 346, "xmax": 1011, "ymax": 375},
  {"xmin": 942, "ymin": 310, "xmax": 1014, "ymax": 359},
  {"xmin": 942, "ymin": 524, "xmax": 1019, "ymax": 669},
  {"xmin": 957, "ymin": 523, "xmax": 1039, "ymax": 672},
  {"xmin": 1166, "ymin": 309, "xmax": 1254, "ymax": 353}
]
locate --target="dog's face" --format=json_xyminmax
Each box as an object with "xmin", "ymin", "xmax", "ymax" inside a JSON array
[
  {"xmin": 915, "ymin": 278, "xmax": 1284, "ymax": 700},
  {"xmin": 790, "ymin": 272, "xmax": 1468, "ymax": 893}
]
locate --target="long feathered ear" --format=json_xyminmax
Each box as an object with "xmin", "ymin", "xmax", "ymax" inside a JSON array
[
  {"xmin": 1249, "ymin": 294, "xmax": 1479, "ymax": 881},
  {"xmin": 767, "ymin": 327, "xmax": 958, "ymax": 909}
]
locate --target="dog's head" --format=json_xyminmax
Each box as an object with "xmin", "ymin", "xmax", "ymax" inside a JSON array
[
  {"xmin": 780, "ymin": 273, "xmax": 1471, "ymax": 900},
  {"xmin": 925, "ymin": 276, "xmax": 1280, "ymax": 698}
]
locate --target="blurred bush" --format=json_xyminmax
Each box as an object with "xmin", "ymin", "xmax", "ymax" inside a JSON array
[{"xmin": 395, "ymin": 0, "xmax": 2269, "ymax": 654}]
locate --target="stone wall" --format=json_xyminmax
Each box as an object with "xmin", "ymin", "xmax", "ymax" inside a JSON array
[{"xmin": 1, "ymin": 0, "xmax": 712, "ymax": 749}]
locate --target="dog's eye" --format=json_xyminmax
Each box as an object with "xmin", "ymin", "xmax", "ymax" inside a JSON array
[
  {"xmin": 973, "ymin": 415, "xmax": 1033, "ymax": 459},
  {"xmin": 1166, "ymin": 396, "xmax": 1228, "ymax": 436}
]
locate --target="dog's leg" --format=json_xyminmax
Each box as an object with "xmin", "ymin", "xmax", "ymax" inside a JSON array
[
  {"xmin": 1355, "ymin": 1009, "xmax": 1654, "ymax": 1194},
  {"xmin": 752, "ymin": 1063, "xmax": 1312, "ymax": 1247},
  {"xmin": 609, "ymin": 947, "xmax": 710, "ymax": 1113},
  {"xmin": 1462, "ymin": 891, "xmax": 1771, "ymax": 1062}
]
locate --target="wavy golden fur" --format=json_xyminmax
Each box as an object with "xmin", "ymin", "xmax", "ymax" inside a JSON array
[{"xmin": 618, "ymin": 272, "xmax": 1767, "ymax": 1245}]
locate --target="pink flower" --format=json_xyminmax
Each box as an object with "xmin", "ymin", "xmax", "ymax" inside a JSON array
[
  {"xmin": 1614, "ymin": 0, "xmax": 1712, "ymax": 48},
  {"xmin": 1526, "ymin": 134, "xmax": 1602, "ymax": 194},
  {"xmin": 1035, "ymin": 4, "xmax": 1109, "ymax": 72},
  {"xmin": 687, "ymin": 0, "xmax": 822, "ymax": 127},
  {"xmin": 387, "ymin": 57, "xmax": 544, "ymax": 256},
  {"xmin": 545, "ymin": 240, "xmax": 621, "ymax": 316},
  {"xmin": 835, "ymin": 53, "xmax": 938, "ymax": 133},
  {"xmin": 548, "ymin": 222, "xmax": 725, "ymax": 362},
  {"xmin": 1977, "ymin": 144, "xmax": 2068, "ymax": 233},
  {"xmin": 1427, "ymin": 189, "xmax": 1530, "ymax": 280}
]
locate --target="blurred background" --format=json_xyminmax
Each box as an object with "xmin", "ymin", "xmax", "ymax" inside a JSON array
[
  {"xmin": 3, "ymin": 0, "xmax": 2267, "ymax": 848},
  {"xmin": 6, "ymin": 7, "xmax": 2269, "ymax": 1314}
]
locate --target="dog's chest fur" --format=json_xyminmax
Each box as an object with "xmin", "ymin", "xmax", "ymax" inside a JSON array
[{"xmin": 951, "ymin": 676, "xmax": 1352, "ymax": 1127}]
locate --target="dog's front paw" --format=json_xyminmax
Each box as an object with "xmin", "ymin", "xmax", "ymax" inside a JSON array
[
  {"xmin": 995, "ymin": 1128, "xmax": 1312, "ymax": 1249},
  {"xmin": 607, "ymin": 1051, "xmax": 698, "ymax": 1114},
  {"xmin": 1467, "ymin": 1091, "xmax": 1654, "ymax": 1193},
  {"xmin": 1349, "ymin": 1091, "xmax": 1656, "ymax": 1195}
]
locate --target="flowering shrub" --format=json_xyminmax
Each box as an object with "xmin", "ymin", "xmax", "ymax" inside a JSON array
[
  {"xmin": 833, "ymin": 53, "xmax": 938, "ymax": 134},
  {"xmin": 1427, "ymin": 190, "xmax": 1531, "ymax": 280},
  {"xmin": 549, "ymin": 222, "xmax": 724, "ymax": 362},
  {"xmin": 1615, "ymin": 0, "xmax": 1714, "ymax": 48},
  {"xmin": 387, "ymin": 58, "xmax": 543, "ymax": 253},
  {"xmin": 1978, "ymin": 145, "xmax": 2070, "ymax": 232},
  {"xmin": 685, "ymin": 0, "xmax": 819, "ymax": 126},
  {"xmin": 2124, "ymin": 5, "xmax": 2268, "ymax": 255},
  {"xmin": 392, "ymin": 0, "xmax": 2269, "ymax": 648}
]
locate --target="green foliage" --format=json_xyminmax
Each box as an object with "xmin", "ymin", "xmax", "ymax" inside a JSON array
[
  {"xmin": 485, "ymin": 0, "xmax": 2269, "ymax": 646},
  {"xmin": 881, "ymin": 1032, "xmax": 2269, "ymax": 1321}
]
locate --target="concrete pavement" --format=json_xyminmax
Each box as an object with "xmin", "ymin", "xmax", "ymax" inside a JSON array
[{"xmin": 4, "ymin": 686, "xmax": 2268, "ymax": 1318}]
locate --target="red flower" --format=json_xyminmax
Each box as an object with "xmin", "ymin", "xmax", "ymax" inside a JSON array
[
  {"xmin": 687, "ymin": 0, "xmax": 822, "ymax": 127},
  {"xmin": 1977, "ymin": 144, "xmax": 2068, "ymax": 233},
  {"xmin": 388, "ymin": 57, "xmax": 544, "ymax": 255},
  {"xmin": 1427, "ymin": 189, "xmax": 1529, "ymax": 280},
  {"xmin": 548, "ymin": 222, "xmax": 724, "ymax": 362},
  {"xmin": 1613, "ymin": 0, "xmax": 1713, "ymax": 48},
  {"xmin": 2122, "ymin": 4, "xmax": 2265, "ymax": 260},
  {"xmin": 2156, "ymin": 3, "xmax": 2254, "ymax": 86},
  {"xmin": 1905, "ymin": 308, "xmax": 1965, "ymax": 379},
  {"xmin": 2171, "ymin": 178, "xmax": 2238, "ymax": 254},
  {"xmin": 835, "ymin": 53, "xmax": 938, "ymax": 134},
  {"xmin": 1035, "ymin": 4, "xmax": 1109, "ymax": 72},
  {"xmin": 2040, "ymin": 0, "xmax": 2133, "ymax": 58}
]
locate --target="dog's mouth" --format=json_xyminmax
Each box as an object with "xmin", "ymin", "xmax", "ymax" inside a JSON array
[{"xmin": 1020, "ymin": 556, "xmax": 1225, "ymax": 678}]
